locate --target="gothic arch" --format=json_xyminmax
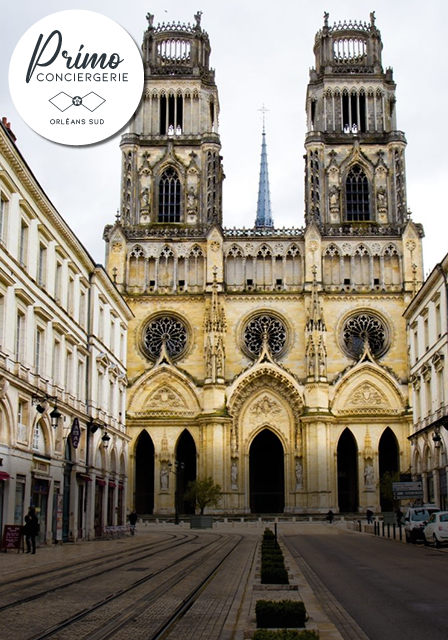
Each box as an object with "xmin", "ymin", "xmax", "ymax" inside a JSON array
[
  {"xmin": 337, "ymin": 428, "xmax": 359, "ymax": 512},
  {"xmin": 249, "ymin": 428, "xmax": 285, "ymax": 513},
  {"xmin": 128, "ymin": 366, "xmax": 201, "ymax": 418},
  {"xmin": 134, "ymin": 429, "xmax": 155, "ymax": 514},
  {"xmin": 175, "ymin": 429, "xmax": 197, "ymax": 514},
  {"xmin": 331, "ymin": 363, "xmax": 405, "ymax": 417}
]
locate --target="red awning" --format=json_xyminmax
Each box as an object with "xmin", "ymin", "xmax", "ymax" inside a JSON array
[
  {"xmin": 77, "ymin": 473, "xmax": 92, "ymax": 482},
  {"xmin": 108, "ymin": 482, "xmax": 116, "ymax": 488},
  {"xmin": 96, "ymin": 478, "xmax": 106, "ymax": 486},
  {"xmin": 0, "ymin": 471, "xmax": 10, "ymax": 480}
]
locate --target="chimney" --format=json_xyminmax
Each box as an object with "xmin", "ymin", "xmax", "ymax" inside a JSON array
[{"xmin": 1, "ymin": 117, "xmax": 17, "ymax": 143}]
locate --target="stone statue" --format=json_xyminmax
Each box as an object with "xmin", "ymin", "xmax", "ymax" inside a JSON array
[
  {"xmin": 377, "ymin": 186, "xmax": 387, "ymax": 212},
  {"xmin": 194, "ymin": 11, "xmax": 202, "ymax": 28},
  {"xmin": 323, "ymin": 11, "xmax": 329, "ymax": 27},
  {"xmin": 187, "ymin": 186, "xmax": 197, "ymax": 212},
  {"xmin": 140, "ymin": 187, "xmax": 150, "ymax": 210},
  {"xmin": 231, "ymin": 461, "xmax": 238, "ymax": 490},
  {"xmin": 160, "ymin": 467, "xmax": 169, "ymax": 490},
  {"xmin": 329, "ymin": 185, "xmax": 339, "ymax": 212},
  {"xmin": 215, "ymin": 339, "xmax": 224, "ymax": 378},
  {"xmin": 206, "ymin": 340, "xmax": 213, "ymax": 379},
  {"xmin": 364, "ymin": 464, "xmax": 374, "ymax": 487},
  {"xmin": 146, "ymin": 12, "xmax": 154, "ymax": 27},
  {"xmin": 295, "ymin": 460, "xmax": 303, "ymax": 489},
  {"xmin": 370, "ymin": 11, "xmax": 376, "ymax": 27}
]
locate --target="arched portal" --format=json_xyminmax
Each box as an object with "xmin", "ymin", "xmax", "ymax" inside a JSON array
[
  {"xmin": 135, "ymin": 431, "xmax": 155, "ymax": 514},
  {"xmin": 379, "ymin": 427, "xmax": 400, "ymax": 511},
  {"xmin": 176, "ymin": 430, "xmax": 197, "ymax": 514},
  {"xmin": 250, "ymin": 429, "xmax": 285, "ymax": 514},
  {"xmin": 337, "ymin": 429, "xmax": 358, "ymax": 512}
]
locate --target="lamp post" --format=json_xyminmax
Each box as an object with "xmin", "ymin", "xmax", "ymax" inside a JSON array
[
  {"xmin": 168, "ymin": 460, "xmax": 185, "ymax": 525},
  {"xmin": 32, "ymin": 394, "xmax": 61, "ymax": 428}
]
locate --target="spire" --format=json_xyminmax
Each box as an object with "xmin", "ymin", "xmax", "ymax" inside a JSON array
[{"xmin": 255, "ymin": 106, "xmax": 274, "ymax": 228}]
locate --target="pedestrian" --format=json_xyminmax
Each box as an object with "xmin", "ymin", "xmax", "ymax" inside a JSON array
[
  {"xmin": 24, "ymin": 506, "xmax": 39, "ymax": 554},
  {"xmin": 128, "ymin": 510, "xmax": 138, "ymax": 535},
  {"xmin": 366, "ymin": 509, "xmax": 373, "ymax": 524},
  {"xmin": 395, "ymin": 507, "xmax": 403, "ymax": 526},
  {"xmin": 326, "ymin": 509, "xmax": 334, "ymax": 524}
]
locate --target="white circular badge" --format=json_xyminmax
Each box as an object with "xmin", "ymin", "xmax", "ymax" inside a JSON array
[{"xmin": 9, "ymin": 10, "xmax": 144, "ymax": 146}]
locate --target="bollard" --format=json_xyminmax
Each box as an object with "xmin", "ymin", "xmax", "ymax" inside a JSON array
[
  {"xmin": 399, "ymin": 524, "xmax": 402, "ymax": 541},
  {"xmin": 382, "ymin": 522, "xmax": 385, "ymax": 536},
  {"xmin": 393, "ymin": 523, "xmax": 396, "ymax": 539},
  {"xmin": 358, "ymin": 519, "xmax": 362, "ymax": 532},
  {"xmin": 274, "ymin": 522, "xmax": 278, "ymax": 545},
  {"xmin": 387, "ymin": 523, "xmax": 390, "ymax": 538}
]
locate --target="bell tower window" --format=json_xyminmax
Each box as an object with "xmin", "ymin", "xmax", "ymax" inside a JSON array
[
  {"xmin": 158, "ymin": 168, "xmax": 181, "ymax": 222},
  {"xmin": 346, "ymin": 164, "xmax": 370, "ymax": 221}
]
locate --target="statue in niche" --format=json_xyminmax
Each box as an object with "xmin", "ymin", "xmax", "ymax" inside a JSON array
[
  {"xmin": 377, "ymin": 186, "xmax": 387, "ymax": 213},
  {"xmin": 364, "ymin": 464, "xmax": 374, "ymax": 488},
  {"xmin": 140, "ymin": 186, "xmax": 150, "ymax": 211},
  {"xmin": 215, "ymin": 338, "xmax": 225, "ymax": 378},
  {"xmin": 160, "ymin": 467, "xmax": 169, "ymax": 490},
  {"xmin": 205, "ymin": 340, "xmax": 213, "ymax": 379},
  {"xmin": 295, "ymin": 460, "xmax": 303, "ymax": 489},
  {"xmin": 329, "ymin": 185, "xmax": 339, "ymax": 213},
  {"xmin": 187, "ymin": 186, "xmax": 198, "ymax": 213},
  {"xmin": 231, "ymin": 461, "xmax": 238, "ymax": 490},
  {"xmin": 317, "ymin": 339, "xmax": 327, "ymax": 378}
]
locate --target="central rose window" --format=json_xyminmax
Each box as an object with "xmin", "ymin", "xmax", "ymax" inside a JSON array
[
  {"xmin": 243, "ymin": 313, "xmax": 288, "ymax": 359},
  {"xmin": 143, "ymin": 315, "xmax": 188, "ymax": 360},
  {"xmin": 341, "ymin": 312, "xmax": 389, "ymax": 359}
]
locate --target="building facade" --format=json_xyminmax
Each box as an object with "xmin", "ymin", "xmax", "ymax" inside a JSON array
[
  {"xmin": 104, "ymin": 13, "xmax": 424, "ymax": 515},
  {"xmin": 0, "ymin": 118, "xmax": 133, "ymax": 542},
  {"xmin": 404, "ymin": 254, "xmax": 448, "ymax": 509}
]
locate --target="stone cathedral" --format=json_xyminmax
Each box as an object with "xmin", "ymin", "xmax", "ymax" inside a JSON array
[{"xmin": 104, "ymin": 12, "xmax": 424, "ymax": 515}]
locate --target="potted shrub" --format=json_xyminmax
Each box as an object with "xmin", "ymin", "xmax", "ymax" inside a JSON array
[{"xmin": 256, "ymin": 600, "xmax": 308, "ymax": 629}]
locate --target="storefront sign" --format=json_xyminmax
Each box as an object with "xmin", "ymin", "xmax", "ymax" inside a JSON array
[
  {"xmin": 71, "ymin": 417, "xmax": 81, "ymax": 449},
  {"xmin": 1, "ymin": 524, "xmax": 23, "ymax": 552},
  {"xmin": 393, "ymin": 481, "xmax": 423, "ymax": 499}
]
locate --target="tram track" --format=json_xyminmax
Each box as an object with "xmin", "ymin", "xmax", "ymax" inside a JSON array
[
  {"xmin": 20, "ymin": 533, "xmax": 243, "ymax": 640},
  {"xmin": 0, "ymin": 532, "xmax": 195, "ymax": 612}
]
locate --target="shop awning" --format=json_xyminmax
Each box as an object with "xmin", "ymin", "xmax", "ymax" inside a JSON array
[
  {"xmin": 0, "ymin": 471, "xmax": 10, "ymax": 480},
  {"xmin": 77, "ymin": 473, "xmax": 92, "ymax": 482},
  {"xmin": 108, "ymin": 482, "xmax": 116, "ymax": 488},
  {"xmin": 96, "ymin": 478, "xmax": 106, "ymax": 486}
]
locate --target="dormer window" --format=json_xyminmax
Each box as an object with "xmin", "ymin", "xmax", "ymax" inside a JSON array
[
  {"xmin": 158, "ymin": 168, "xmax": 181, "ymax": 223},
  {"xmin": 346, "ymin": 164, "xmax": 370, "ymax": 221}
]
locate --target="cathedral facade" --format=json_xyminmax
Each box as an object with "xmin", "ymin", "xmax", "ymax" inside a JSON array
[{"xmin": 104, "ymin": 12, "xmax": 424, "ymax": 514}]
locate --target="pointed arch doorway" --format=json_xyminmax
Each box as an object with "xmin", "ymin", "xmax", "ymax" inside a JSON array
[
  {"xmin": 337, "ymin": 428, "xmax": 359, "ymax": 512},
  {"xmin": 250, "ymin": 429, "xmax": 285, "ymax": 513},
  {"xmin": 135, "ymin": 431, "xmax": 155, "ymax": 514},
  {"xmin": 379, "ymin": 427, "xmax": 399, "ymax": 511},
  {"xmin": 176, "ymin": 430, "xmax": 197, "ymax": 515}
]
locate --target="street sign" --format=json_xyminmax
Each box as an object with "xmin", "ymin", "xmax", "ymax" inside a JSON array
[{"xmin": 393, "ymin": 481, "xmax": 423, "ymax": 499}]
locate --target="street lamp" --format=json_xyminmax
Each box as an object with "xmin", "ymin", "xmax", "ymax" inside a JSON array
[
  {"xmin": 101, "ymin": 431, "xmax": 111, "ymax": 449},
  {"xmin": 433, "ymin": 427, "xmax": 442, "ymax": 449},
  {"xmin": 168, "ymin": 460, "xmax": 185, "ymax": 525},
  {"xmin": 32, "ymin": 394, "xmax": 61, "ymax": 428}
]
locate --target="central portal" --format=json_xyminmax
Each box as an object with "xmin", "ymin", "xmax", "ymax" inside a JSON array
[{"xmin": 250, "ymin": 429, "xmax": 284, "ymax": 513}]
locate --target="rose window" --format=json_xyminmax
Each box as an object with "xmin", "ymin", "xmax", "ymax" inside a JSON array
[
  {"xmin": 143, "ymin": 315, "xmax": 188, "ymax": 360},
  {"xmin": 243, "ymin": 314, "xmax": 287, "ymax": 358},
  {"xmin": 342, "ymin": 313, "xmax": 388, "ymax": 359}
]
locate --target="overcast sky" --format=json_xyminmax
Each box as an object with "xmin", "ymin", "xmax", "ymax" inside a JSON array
[{"xmin": 1, "ymin": 0, "xmax": 447, "ymax": 275}]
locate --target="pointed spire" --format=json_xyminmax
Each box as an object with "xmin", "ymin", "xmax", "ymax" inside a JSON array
[{"xmin": 255, "ymin": 106, "xmax": 274, "ymax": 228}]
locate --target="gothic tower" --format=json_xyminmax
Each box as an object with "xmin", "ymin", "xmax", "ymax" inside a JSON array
[{"xmin": 119, "ymin": 11, "xmax": 224, "ymax": 231}]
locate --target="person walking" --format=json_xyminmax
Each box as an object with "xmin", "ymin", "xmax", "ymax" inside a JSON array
[
  {"xmin": 128, "ymin": 510, "xmax": 138, "ymax": 535},
  {"xmin": 326, "ymin": 509, "xmax": 334, "ymax": 524},
  {"xmin": 366, "ymin": 509, "xmax": 373, "ymax": 524},
  {"xmin": 24, "ymin": 506, "xmax": 39, "ymax": 554}
]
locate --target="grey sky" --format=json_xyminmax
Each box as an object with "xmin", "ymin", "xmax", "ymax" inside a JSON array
[{"xmin": 1, "ymin": 0, "xmax": 447, "ymax": 274}]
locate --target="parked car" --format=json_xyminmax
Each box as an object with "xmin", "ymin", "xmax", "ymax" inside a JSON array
[
  {"xmin": 404, "ymin": 505, "xmax": 440, "ymax": 543},
  {"xmin": 423, "ymin": 511, "xmax": 448, "ymax": 547}
]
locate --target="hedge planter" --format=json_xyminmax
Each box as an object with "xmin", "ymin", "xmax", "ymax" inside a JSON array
[
  {"xmin": 253, "ymin": 630, "xmax": 318, "ymax": 640},
  {"xmin": 256, "ymin": 600, "xmax": 308, "ymax": 629},
  {"xmin": 190, "ymin": 515, "xmax": 213, "ymax": 529}
]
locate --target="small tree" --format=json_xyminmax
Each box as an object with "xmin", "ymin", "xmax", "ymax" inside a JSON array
[{"xmin": 184, "ymin": 477, "xmax": 222, "ymax": 514}]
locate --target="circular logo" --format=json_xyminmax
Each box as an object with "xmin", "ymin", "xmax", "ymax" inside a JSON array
[{"xmin": 9, "ymin": 10, "xmax": 144, "ymax": 146}]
